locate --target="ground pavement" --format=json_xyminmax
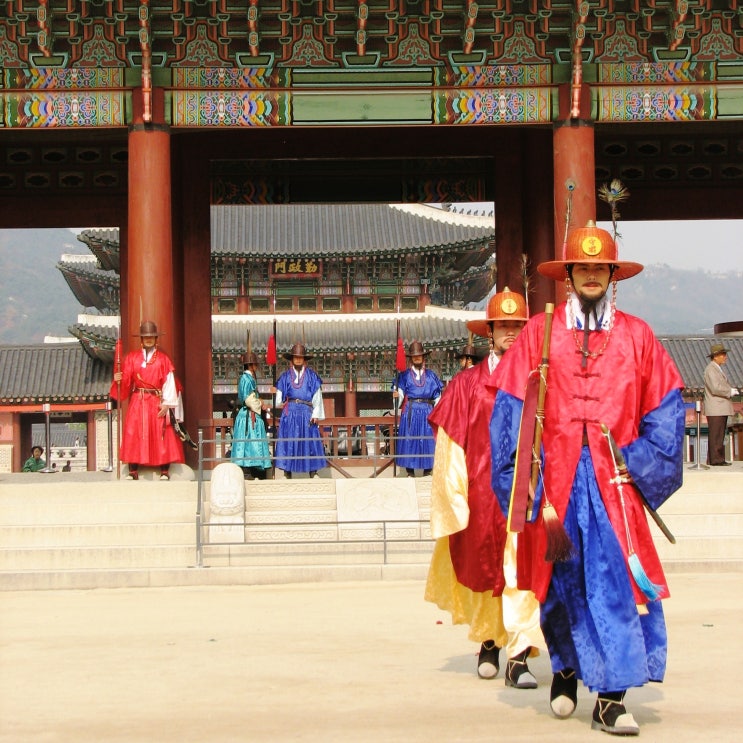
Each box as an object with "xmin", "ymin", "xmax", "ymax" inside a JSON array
[{"xmin": 1, "ymin": 573, "xmax": 739, "ymax": 743}]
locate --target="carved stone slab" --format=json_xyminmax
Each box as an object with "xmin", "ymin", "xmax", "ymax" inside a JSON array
[{"xmin": 335, "ymin": 479, "xmax": 419, "ymax": 523}]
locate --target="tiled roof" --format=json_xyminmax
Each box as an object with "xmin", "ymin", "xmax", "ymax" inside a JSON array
[
  {"xmin": 211, "ymin": 315, "xmax": 482, "ymax": 354},
  {"xmin": 76, "ymin": 229, "xmax": 120, "ymax": 272},
  {"xmin": 68, "ymin": 313, "xmax": 488, "ymax": 360},
  {"xmin": 210, "ymin": 203, "xmax": 494, "ymax": 258},
  {"xmin": 0, "ymin": 344, "xmax": 111, "ymax": 403},
  {"xmin": 57, "ymin": 255, "xmax": 119, "ymax": 312},
  {"xmin": 658, "ymin": 336, "xmax": 743, "ymax": 395},
  {"xmin": 71, "ymin": 205, "xmax": 495, "ymax": 262},
  {"xmin": 9, "ymin": 329, "xmax": 740, "ymax": 404}
]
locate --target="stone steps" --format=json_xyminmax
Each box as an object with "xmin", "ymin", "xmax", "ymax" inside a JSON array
[{"xmin": 0, "ymin": 468, "xmax": 740, "ymax": 590}]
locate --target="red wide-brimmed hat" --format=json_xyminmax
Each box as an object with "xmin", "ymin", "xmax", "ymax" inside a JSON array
[
  {"xmin": 467, "ymin": 287, "xmax": 528, "ymax": 338},
  {"xmin": 538, "ymin": 221, "xmax": 643, "ymax": 282}
]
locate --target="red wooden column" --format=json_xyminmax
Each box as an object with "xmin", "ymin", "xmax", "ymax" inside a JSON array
[
  {"xmin": 494, "ymin": 129, "xmax": 525, "ymax": 294},
  {"xmin": 173, "ymin": 132, "xmax": 214, "ymax": 464},
  {"xmin": 126, "ymin": 88, "xmax": 176, "ymax": 355},
  {"xmin": 552, "ymin": 84, "xmax": 596, "ymax": 300}
]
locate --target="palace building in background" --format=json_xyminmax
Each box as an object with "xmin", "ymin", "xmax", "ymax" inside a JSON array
[{"xmin": 1, "ymin": 2, "xmax": 742, "ymax": 469}]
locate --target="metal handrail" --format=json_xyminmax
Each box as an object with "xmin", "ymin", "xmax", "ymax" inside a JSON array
[
  {"xmin": 197, "ymin": 517, "xmax": 434, "ymax": 569},
  {"xmin": 193, "ymin": 429, "xmax": 435, "ymax": 568}
]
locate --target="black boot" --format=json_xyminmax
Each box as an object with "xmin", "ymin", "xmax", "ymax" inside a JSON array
[
  {"xmin": 242, "ymin": 467, "xmax": 255, "ymax": 480},
  {"xmin": 591, "ymin": 691, "xmax": 639, "ymax": 736},
  {"xmin": 477, "ymin": 641, "xmax": 500, "ymax": 679},
  {"xmin": 504, "ymin": 648, "xmax": 537, "ymax": 689},
  {"xmin": 550, "ymin": 668, "xmax": 578, "ymax": 718}
]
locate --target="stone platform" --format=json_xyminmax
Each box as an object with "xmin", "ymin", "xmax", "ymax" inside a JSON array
[{"xmin": 0, "ymin": 462, "xmax": 741, "ymax": 590}]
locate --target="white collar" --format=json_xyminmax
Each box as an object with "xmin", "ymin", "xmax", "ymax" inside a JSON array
[{"xmin": 566, "ymin": 293, "xmax": 612, "ymax": 331}]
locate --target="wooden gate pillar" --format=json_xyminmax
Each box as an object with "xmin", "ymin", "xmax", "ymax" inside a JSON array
[
  {"xmin": 553, "ymin": 85, "xmax": 597, "ymax": 300},
  {"xmin": 126, "ymin": 88, "xmax": 176, "ymax": 356}
]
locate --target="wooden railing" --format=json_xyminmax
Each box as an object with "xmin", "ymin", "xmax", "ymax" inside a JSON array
[{"xmin": 197, "ymin": 414, "xmax": 399, "ymax": 478}]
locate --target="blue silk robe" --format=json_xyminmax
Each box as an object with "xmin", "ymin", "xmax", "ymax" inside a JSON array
[{"xmin": 491, "ymin": 303, "xmax": 685, "ymax": 692}]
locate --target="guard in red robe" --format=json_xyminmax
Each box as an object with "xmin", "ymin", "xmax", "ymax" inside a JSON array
[
  {"xmin": 111, "ymin": 321, "xmax": 185, "ymax": 480},
  {"xmin": 491, "ymin": 223, "xmax": 684, "ymax": 736},
  {"xmin": 425, "ymin": 288, "xmax": 545, "ymax": 687}
]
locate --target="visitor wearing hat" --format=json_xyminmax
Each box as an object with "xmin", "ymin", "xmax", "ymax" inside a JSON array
[
  {"xmin": 231, "ymin": 349, "xmax": 272, "ymax": 479},
  {"xmin": 111, "ymin": 320, "xmax": 185, "ymax": 480},
  {"xmin": 490, "ymin": 222, "xmax": 685, "ymax": 736},
  {"xmin": 272, "ymin": 343, "xmax": 327, "ymax": 478},
  {"xmin": 704, "ymin": 342, "xmax": 739, "ymax": 466},
  {"xmin": 392, "ymin": 340, "xmax": 444, "ymax": 477},
  {"xmin": 426, "ymin": 287, "xmax": 545, "ymax": 688},
  {"xmin": 22, "ymin": 445, "xmax": 46, "ymax": 472},
  {"xmin": 455, "ymin": 344, "xmax": 479, "ymax": 372}
]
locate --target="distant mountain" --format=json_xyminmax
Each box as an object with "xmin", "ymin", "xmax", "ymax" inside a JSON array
[
  {"xmin": 619, "ymin": 264, "xmax": 743, "ymax": 335},
  {"xmin": 0, "ymin": 229, "xmax": 741, "ymax": 345},
  {"xmin": 0, "ymin": 229, "xmax": 89, "ymax": 345}
]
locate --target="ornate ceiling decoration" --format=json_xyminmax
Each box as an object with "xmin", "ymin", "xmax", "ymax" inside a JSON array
[{"xmin": 2, "ymin": 2, "xmax": 741, "ymax": 69}]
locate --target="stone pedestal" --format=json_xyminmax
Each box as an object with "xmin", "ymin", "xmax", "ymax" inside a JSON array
[{"xmin": 208, "ymin": 463, "xmax": 246, "ymax": 543}]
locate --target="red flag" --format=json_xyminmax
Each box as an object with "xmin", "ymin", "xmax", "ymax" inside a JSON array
[
  {"xmin": 266, "ymin": 334, "xmax": 277, "ymax": 365},
  {"xmin": 395, "ymin": 336, "xmax": 406, "ymax": 373}
]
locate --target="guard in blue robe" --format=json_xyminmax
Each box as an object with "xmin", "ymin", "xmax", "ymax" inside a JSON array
[
  {"xmin": 393, "ymin": 340, "xmax": 443, "ymax": 476},
  {"xmin": 274, "ymin": 343, "xmax": 327, "ymax": 478}
]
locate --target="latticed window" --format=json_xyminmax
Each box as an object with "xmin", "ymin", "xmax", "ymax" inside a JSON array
[
  {"xmin": 322, "ymin": 297, "xmax": 342, "ymax": 312},
  {"xmin": 298, "ymin": 296, "xmax": 317, "ymax": 312},
  {"xmin": 250, "ymin": 297, "xmax": 270, "ymax": 312},
  {"xmin": 213, "ymin": 258, "xmax": 239, "ymax": 296}
]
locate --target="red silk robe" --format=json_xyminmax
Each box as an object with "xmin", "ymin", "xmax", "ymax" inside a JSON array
[
  {"xmin": 494, "ymin": 304, "xmax": 684, "ymax": 605},
  {"xmin": 111, "ymin": 348, "xmax": 185, "ymax": 467}
]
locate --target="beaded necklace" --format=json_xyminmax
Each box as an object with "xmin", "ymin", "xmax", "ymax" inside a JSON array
[
  {"xmin": 141, "ymin": 347, "xmax": 158, "ymax": 368},
  {"xmin": 291, "ymin": 365, "xmax": 306, "ymax": 389},
  {"xmin": 566, "ymin": 279, "xmax": 617, "ymax": 361},
  {"xmin": 410, "ymin": 365, "xmax": 426, "ymax": 387}
]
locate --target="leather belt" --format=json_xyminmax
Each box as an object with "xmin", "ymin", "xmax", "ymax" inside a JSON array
[
  {"xmin": 136, "ymin": 388, "xmax": 161, "ymax": 395},
  {"xmin": 409, "ymin": 398, "xmax": 436, "ymax": 405},
  {"xmin": 290, "ymin": 399, "xmax": 313, "ymax": 408}
]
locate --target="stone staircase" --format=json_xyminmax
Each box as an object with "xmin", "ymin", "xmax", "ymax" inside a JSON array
[{"xmin": 0, "ymin": 466, "xmax": 741, "ymax": 590}]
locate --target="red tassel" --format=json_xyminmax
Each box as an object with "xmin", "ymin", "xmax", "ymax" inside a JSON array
[
  {"xmin": 266, "ymin": 334, "xmax": 277, "ymax": 365},
  {"xmin": 395, "ymin": 336, "xmax": 406, "ymax": 372}
]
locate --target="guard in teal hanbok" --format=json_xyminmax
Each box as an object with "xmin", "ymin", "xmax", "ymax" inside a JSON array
[{"xmin": 231, "ymin": 352, "xmax": 272, "ymax": 480}]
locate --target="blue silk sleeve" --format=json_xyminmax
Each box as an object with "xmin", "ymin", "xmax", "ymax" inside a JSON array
[
  {"xmin": 490, "ymin": 391, "xmax": 543, "ymax": 520},
  {"xmin": 622, "ymin": 388, "xmax": 685, "ymax": 511}
]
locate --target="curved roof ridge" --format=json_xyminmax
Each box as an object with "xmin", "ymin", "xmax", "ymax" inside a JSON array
[{"xmin": 389, "ymin": 203, "xmax": 494, "ymax": 228}]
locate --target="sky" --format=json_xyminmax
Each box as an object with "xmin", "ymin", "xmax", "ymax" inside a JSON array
[
  {"xmin": 439, "ymin": 204, "xmax": 741, "ymax": 273},
  {"xmin": 599, "ymin": 219, "xmax": 742, "ymax": 273}
]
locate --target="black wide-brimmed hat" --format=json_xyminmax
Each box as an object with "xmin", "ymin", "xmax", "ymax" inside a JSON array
[
  {"xmin": 133, "ymin": 320, "xmax": 161, "ymax": 337},
  {"xmin": 282, "ymin": 343, "xmax": 313, "ymax": 361},
  {"xmin": 406, "ymin": 340, "xmax": 430, "ymax": 357},
  {"xmin": 456, "ymin": 344, "xmax": 479, "ymax": 360},
  {"xmin": 241, "ymin": 351, "xmax": 260, "ymax": 366}
]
